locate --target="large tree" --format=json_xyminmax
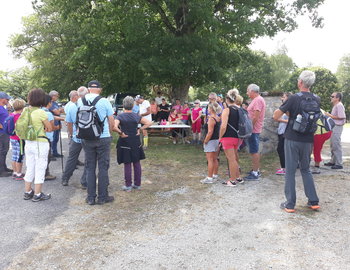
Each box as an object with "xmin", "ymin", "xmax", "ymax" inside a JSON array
[
  {"xmin": 10, "ymin": 0, "xmax": 325, "ymax": 99},
  {"xmin": 336, "ymin": 54, "xmax": 350, "ymax": 114}
]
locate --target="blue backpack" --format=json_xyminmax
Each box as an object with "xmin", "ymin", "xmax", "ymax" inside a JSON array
[{"xmin": 2, "ymin": 115, "xmax": 16, "ymax": 136}]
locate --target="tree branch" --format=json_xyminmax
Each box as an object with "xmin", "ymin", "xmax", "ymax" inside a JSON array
[
  {"xmin": 145, "ymin": 0, "xmax": 177, "ymax": 34},
  {"xmin": 214, "ymin": 0, "xmax": 231, "ymax": 13}
]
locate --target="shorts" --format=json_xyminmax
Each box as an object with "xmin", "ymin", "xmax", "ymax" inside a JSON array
[
  {"xmin": 192, "ymin": 121, "xmax": 201, "ymax": 133},
  {"xmin": 248, "ymin": 133, "xmax": 260, "ymax": 154},
  {"xmin": 10, "ymin": 139, "xmax": 24, "ymax": 163},
  {"xmin": 220, "ymin": 137, "xmax": 240, "ymax": 150},
  {"xmin": 203, "ymin": 139, "xmax": 219, "ymax": 152}
]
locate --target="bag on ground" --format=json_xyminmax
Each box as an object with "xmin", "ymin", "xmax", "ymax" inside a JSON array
[
  {"xmin": 2, "ymin": 115, "xmax": 15, "ymax": 136},
  {"xmin": 76, "ymin": 96, "xmax": 105, "ymax": 140}
]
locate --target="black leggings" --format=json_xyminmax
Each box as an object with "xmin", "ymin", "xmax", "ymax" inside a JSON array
[{"xmin": 277, "ymin": 134, "xmax": 285, "ymax": 168}]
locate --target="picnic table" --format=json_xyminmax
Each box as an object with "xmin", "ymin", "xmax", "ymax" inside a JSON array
[{"xmin": 147, "ymin": 123, "xmax": 191, "ymax": 144}]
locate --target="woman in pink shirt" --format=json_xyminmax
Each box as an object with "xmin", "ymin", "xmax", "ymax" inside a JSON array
[
  {"xmin": 180, "ymin": 103, "xmax": 191, "ymax": 143},
  {"xmin": 191, "ymin": 100, "xmax": 202, "ymax": 144}
]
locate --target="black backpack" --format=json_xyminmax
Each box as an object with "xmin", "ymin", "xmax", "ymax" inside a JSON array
[
  {"xmin": 292, "ymin": 92, "xmax": 321, "ymax": 134},
  {"xmin": 76, "ymin": 96, "xmax": 106, "ymax": 140},
  {"xmin": 227, "ymin": 106, "xmax": 253, "ymax": 139}
]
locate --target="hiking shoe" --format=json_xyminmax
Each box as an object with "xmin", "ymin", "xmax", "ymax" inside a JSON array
[
  {"xmin": 222, "ymin": 180, "xmax": 237, "ymax": 187},
  {"xmin": 132, "ymin": 185, "xmax": 141, "ymax": 190},
  {"xmin": 331, "ymin": 165, "xmax": 343, "ymax": 169},
  {"xmin": 85, "ymin": 197, "xmax": 95, "ymax": 205},
  {"xmin": 324, "ymin": 162, "xmax": 335, "ymax": 166},
  {"xmin": 61, "ymin": 180, "xmax": 69, "ymax": 186},
  {"xmin": 23, "ymin": 190, "xmax": 34, "ymax": 200},
  {"xmin": 200, "ymin": 177, "xmax": 214, "ymax": 184},
  {"xmin": 32, "ymin": 192, "xmax": 51, "ymax": 202},
  {"xmin": 244, "ymin": 173, "xmax": 260, "ymax": 181},
  {"xmin": 307, "ymin": 202, "xmax": 320, "ymax": 210},
  {"xmin": 247, "ymin": 170, "xmax": 261, "ymax": 177},
  {"xmin": 275, "ymin": 168, "xmax": 286, "ymax": 175},
  {"xmin": 212, "ymin": 175, "xmax": 219, "ymax": 180},
  {"xmin": 122, "ymin": 185, "xmax": 132, "ymax": 192},
  {"xmin": 280, "ymin": 202, "xmax": 295, "ymax": 213},
  {"xmin": 311, "ymin": 167, "xmax": 321, "ymax": 174},
  {"xmin": 0, "ymin": 171, "xmax": 12, "ymax": 177},
  {"xmin": 97, "ymin": 196, "xmax": 115, "ymax": 205},
  {"xmin": 45, "ymin": 175, "xmax": 56, "ymax": 181},
  {"xmin": 235, "ymin": 178, "xmax": 244, "ymax": 184}
]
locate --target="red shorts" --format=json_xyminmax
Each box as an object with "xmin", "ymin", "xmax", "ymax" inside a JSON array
[
  {"xmin": 192, "ymin": 121, "xmax": 201, "ymax": 133},
  {"xmin": 220, "ymin": 137, "xmax": 240, "ymax": 150}
]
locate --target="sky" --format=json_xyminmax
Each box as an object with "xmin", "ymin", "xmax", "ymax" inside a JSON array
[{"xmin": 1, "ymin": 0, "xmax": 349, "ymax": 73}]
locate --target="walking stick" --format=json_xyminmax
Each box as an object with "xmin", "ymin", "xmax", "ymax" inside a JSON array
[{"xmin": 59, "ymin": 128, "xmax": 64, "ymax": 172}]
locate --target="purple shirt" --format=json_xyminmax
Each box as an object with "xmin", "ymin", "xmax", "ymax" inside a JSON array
[
  {"xmin": 331, "ymin": 102, "xmax": 346, "ymax": 126},
  {"xmin": 0, "ymin": 106, "xmax": 8, "ymax": 134}
]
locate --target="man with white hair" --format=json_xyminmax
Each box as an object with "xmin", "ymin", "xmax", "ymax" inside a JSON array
[
  {"xmin": 49, "ymin": 90, "xmax": 64, "ymax": 157},
  {"xmin": 244, "ymin": 84, "xmax": 266, "ymax": 181},
  {"xmin": 273, "ymin": 70, "xmax": 320, "ymax": 213},
  {"xmin": 61, "ymin": 88, "xmax": 87, "ymax": 187}
]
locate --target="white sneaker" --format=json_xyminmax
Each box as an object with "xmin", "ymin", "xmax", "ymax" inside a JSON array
[
  {"xmin": 212, "ymin": 174, "xmax": 219, "ymax": 180},
  {"xmin": 200, "ymin": 177, "xmax": 214, "ymax": 184}
]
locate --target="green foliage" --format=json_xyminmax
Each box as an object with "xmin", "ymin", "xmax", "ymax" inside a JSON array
[
  {"xmin": 0, "ymin": 68, "xmax": 33, "ymax": 99},
  {"xmin": 336, "ymin": 54, "xmax": 350, "ymax": 114},
  {"xmin": 10, "ymin": 0, "xmax": 325, "ymax": 100},
  {"xmin": 283, "ymin": 67, "xmax": 339, "ymax": 112},
  {"xmin": 269, "ymin": 52, "xmax": 297, "ymax": 92}
]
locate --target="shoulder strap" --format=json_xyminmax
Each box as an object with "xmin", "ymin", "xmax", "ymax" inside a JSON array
[
  {"xmin": 91, "ymin": 95, "xmax": 103, "ymax": 106},
  {"xmin": 82, "ymin": 97, "xmax": 88, "ymax": 106}
]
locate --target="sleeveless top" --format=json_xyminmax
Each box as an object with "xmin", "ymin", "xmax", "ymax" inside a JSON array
[
  {"xmin": 223, "ymin": 106, "xmax": 239, "ymax": 138},
  {"xmin": 204, "ymin": 117, "xmax": 221, "ymax": 140}
]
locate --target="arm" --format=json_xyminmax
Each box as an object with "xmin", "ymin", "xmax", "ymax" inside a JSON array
[
  {"xmin": 67, "ymin": 122, "xmax": 73, "ymax": 136},
  {"xmin": 141, "ymin": 107, "xmax": 151, "ymax": 117},
  {"xmin": 219, "ymin": 108, "xmax": 229, "ymax": 140},
  {"xmin": 203, "ymin": 118, "xmax": 215, "ymax": 144},
  {"xmin": 108, "ymin": 115, "xmax": 115, "ymax": 134},
  {"xmin": 113, "ymin": 119, "xmax": 128, "ymax": 137},
  {"xmin": 252, "ymin": 110, "xmax": 260, "ymax": 127},
  {"xmin": 273, "ymin": 109, "xmax": 285, "ymax": 122},
  {"xmin": 43, "ymin": 119, "xmax": 53, "ymax": 132},
  {"xmin": 140, "ymin": 117, "xmax": 153, "ymax": 130}
]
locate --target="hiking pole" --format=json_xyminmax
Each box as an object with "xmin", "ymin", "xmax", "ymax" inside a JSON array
[{"xmin": 59, "ymin": 127, "xmax": 64, "ymax": 173}]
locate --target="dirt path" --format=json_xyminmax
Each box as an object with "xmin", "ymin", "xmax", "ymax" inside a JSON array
[{"xmin": 3, "ymin": 129, "xmax": 350, "ymax": 270}]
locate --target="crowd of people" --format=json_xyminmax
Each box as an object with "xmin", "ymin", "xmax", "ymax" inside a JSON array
[{"xmin": 0, "ymin": 70, "xmax": 347, "ymax": 211}]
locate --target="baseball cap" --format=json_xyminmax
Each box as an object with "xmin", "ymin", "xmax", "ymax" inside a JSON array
[
  {"xmin": 0, "ymin": 92, "xmax": 12, "ymax": 100},
  {"xmin": 88, "ymin": 80, "xmax": 101, "ymax": 88},
  {"xmin": 135, "ymin": 95, "xmax": 144, "ymax": 100}
]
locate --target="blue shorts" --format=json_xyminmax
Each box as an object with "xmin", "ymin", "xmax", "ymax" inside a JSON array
[
  {"xmin": 248, "ymin": 133, "xmax": 260, "ymax": 154},
  {"xmin": 11, "ymin": 139, "xmax": 24, "ymax": 163}
]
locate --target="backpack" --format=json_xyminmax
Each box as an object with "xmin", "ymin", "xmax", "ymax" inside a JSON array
[
  {"xmin": 76, "ymin": 96, "xmax": 106, "ymax": 140},
  {"xmin": 292, "ymin": 92, "xmax": 321, "ymax": 134},
  {"xmin": 15, "ymin": 107, "xmax": 45, "ymax": 141},
  {"xmin": 318, "ymin": 113, "xmax": 335, "ymax": 132},
  {"xmin": 227, "ymin": 106, "xmax": 253, "ymax": 139},
  {"xmin": 2, "ymin": 115, "xmax": 15, "ymax": 136}
]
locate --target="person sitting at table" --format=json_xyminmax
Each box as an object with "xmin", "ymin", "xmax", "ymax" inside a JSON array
[
  {"xmin": 114, "ymin": 96, "xmax": 152, "ymax": 192},
  {"xmin": 168, "ymin": 109, "xmax": 182, "ymax": 144},
  {"xmin": 158, "ymin": 98, "xmax": 170, "ymax": 122}
]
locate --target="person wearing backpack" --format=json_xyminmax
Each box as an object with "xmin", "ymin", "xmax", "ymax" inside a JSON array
[
  {"xmin": 244, "ymin": 84, "xmax": 266, "ymax": 181},
  {"xmin": 219, "ymin": 91, "xmax": 245, "ymax": 187},
  {"xmin": 77, "ymin": 80, "xmax": 115, "ymax": 205},
  {"xmin": 9, "ymin": 99, "xmax": 26, "ymax": 181},
  {"xmin": 20, "ymin": 88, "xmax": 53, "ymax": 202},
  {"xmin": 273, "ymin": 70, "xmax": 321, "ymax": 213},
  {"xmin": 0, "ymin": 91, "xmax": 13, "ymax": 177}
]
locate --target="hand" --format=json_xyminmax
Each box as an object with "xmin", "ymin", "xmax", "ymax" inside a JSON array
[
  {"xmin": 137, "ymin": 129, "xmax": 140, "ymax": 135},
  {"xmin": 120, "ymin": 132, "xmax": 128, "ymax": 138}
]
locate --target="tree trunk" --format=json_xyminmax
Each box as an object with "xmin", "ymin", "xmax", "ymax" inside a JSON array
[{"xmin": 170, "ymin": 82, "xmax": 190, "ymax": 103}]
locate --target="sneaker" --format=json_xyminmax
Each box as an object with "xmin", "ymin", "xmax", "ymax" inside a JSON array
[
  {"xmin": 14, "ymin": 175, "xmax": 24, "ymax": 181},
  {"xmin": 132, "ymin": 185, "xmax": 141, "ymax": 190},
  {"xmin": 23, "ymin": 190, "xmax": 34, "ymax": 200},
  {"xmin": 311, "ymin": 167, "xmax": 321, "ymax": 174},
  {"xmin": 244, "ymin": 173, "xmax": 260, "ymax": 181},
  {"xmin": 85, "ymin": 197, "xmax": 95, "ymax": 205},
  {"xmin": 307, "ymin": 202, "xmax": 320, "ymax": 210},
  {"xmin": 222, "ymin": 180, "xmax": 237, "ymax": 187},
  {"xmin": 62, "ymin": 180, "xmax": 69, "ymax": 186},
  {"xmin": 331, "ymin": 165, "xmax": 343, "ymax": 169},
  {"xmin": 275, "ymin": 168, "xmax": 286, "ymax": 175},
  {"xmin": 212, "ymin": 175, "xmax": 219, "ymax": 180},
  {"xmin": 200, "ymin": 177, "xmax": 214, "ymax": 184},
  {"xmin": 45, "ymin": 175, "xmax": 56, "ymax": 181},
  {"xmin": 53, "ymin": 153, "xmax": 64, "ymax": 158},
  {"xmin": 247, "ymin": 170, "xmax": 261, "ymax": 177},
  {"xmin": 280, "ymin": 202, "xmax": 295, "ymax": 213},
  {"xmin": 173, "ymin": 141, "xmax": 176, "ymax": 144},
  {"xmin": 122, "ymin": 185, "xmax": 132, "ymax": 192},
  {"xmin": 324, "ymin": 162, "xmax": 335, "ymax": 166},
  {"xmin": 97, "ymin": 196, "xmax": 115, "ymax": 205},
  {"xmin": 235, "ymin": 178, "xmax": 244, "ymax": 184},
  {"xmin": 32, "ymin": 192, "xmax": 51, "ymax": 202}
]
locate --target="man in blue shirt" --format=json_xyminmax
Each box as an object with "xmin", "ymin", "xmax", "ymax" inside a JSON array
[
  {"xmin": 61, "ymin": 89, "xmax": 88, "ymax": 187},
  {"xmin": 77, "ymin": 80, "xmax": 115, "ymax": 205},
  {"xmin": 49, "ymin": 90, "xmax": 64, "ymax": 157},
  {"xmin": 0, "ymin": 92, "xmax": 12, "ymax": 177}
]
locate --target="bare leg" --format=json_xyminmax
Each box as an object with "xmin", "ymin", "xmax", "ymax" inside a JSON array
[{"xmin": 252, "ymin": 153, "xmax": 260, "ymax": 171}]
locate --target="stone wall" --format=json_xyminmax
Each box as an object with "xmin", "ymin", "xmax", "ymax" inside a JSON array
[{"xmin": 259, "ymin": 96, "xmax": 282, "ymax": 154}]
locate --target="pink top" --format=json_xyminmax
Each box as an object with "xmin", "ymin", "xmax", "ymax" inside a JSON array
[
  {"xmin": 172, "ymin": 104, "xmax": 182, "ymax": 112},
  {"xmin": 191, "ymin": 107, "xmax": 202, "ymax": 123},
  {"xmin": 331, "ymin": 102, "xmax": 346, "ymax": 126},
  {"xmin": 247, "ymin": 95, "xmax": 266, "ymax": 133},
  {"xmin": 181, "ymin": 107, "xmax": 190, "ymax": 121},
  {"xmin": 10, "ymin": 113, "xmax": 21, "ymax": 140}
]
